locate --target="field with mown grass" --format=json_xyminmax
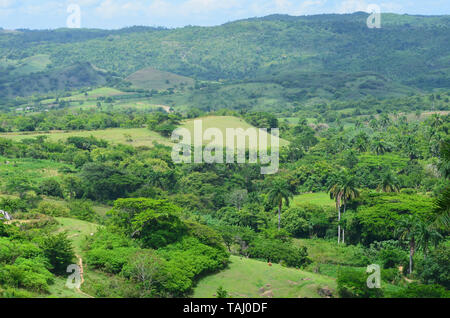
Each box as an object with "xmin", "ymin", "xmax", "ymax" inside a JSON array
[
  {"xmin": 0, "ymin": 128, "xmax": 172, "ymax": 147},
  {"xmin": 292, "ymin": 192, "xmax": 335, "ymax": 208},
  {"xmin": 192, "ymin": 255, "xmax": 336, "ymax": 298},
  {"xmin": 181, "ymin": 116, "xmax": 289, "ymax": 149}
]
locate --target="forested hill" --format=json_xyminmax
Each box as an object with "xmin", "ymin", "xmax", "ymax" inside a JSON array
[{"xmin": 1, "ymin": 12, "xmax": 449, "ymax": 90}]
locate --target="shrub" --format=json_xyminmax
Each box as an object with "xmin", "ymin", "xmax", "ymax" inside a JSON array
[
  {"xmin": 37, "ymin": 179, "xmax": 63, "ymax": 198},
  {"xmin": 247, "ymin": 237, "xmax": 311, "ymax": 268},
  {"xmin": 416, "ymin": 243, "xmax": 450, "ymax": 289},
  {"xmin": 392, "ymin": 283, "xmax": 450, "ymax": 298},
  {"xmin": 38, "ymin": 233, "xmax": 75, "ymax": 274},
  {"xmin": 337, "ymin": 267, "xmax": 383, "ymax": 298}
]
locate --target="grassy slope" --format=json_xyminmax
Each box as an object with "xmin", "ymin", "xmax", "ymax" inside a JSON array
[
  {"xmin": 0, "ymin": 128, "xmax": 172, "ymax": 147},
  {"xmin": 47, "ymin": 217, "xmax": 100, "ymax": 298},
  {"xmin": 193, "ymin": 255, "xmax": 336, "ymax": 298},
  {"xmin": 181, "ymin": 116, "xmax": 289, "ymax": 149},
  {"xmin": 126, "ymin": 67, "xmax": 194, "ymax": 90},
  {"xmin": 292, "ymin": 192, "xmax": 335, "ymax": 208}
]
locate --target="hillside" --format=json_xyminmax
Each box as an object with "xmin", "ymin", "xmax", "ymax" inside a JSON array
[
  {"xmin": 0, "ymin": 61, "xmax": 110, "ymax": 97},
  {"xmin": 1, "ymin": 13, "xmax": 448, "ymax": 90},
  {"xmin": 181, "ymin": 116, "xmax": 289, "ymax": 149},
  {"xmin": 193, "ymin": 255, "xmax": 336, "ymax": 298},
  {"xmin": 126, "ymin": 67, "xmax": 194, "ymax": 90}
]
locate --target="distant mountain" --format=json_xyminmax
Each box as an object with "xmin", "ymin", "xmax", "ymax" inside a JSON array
[{"xmin": 0, "ymin": 12, "xmax": 449, "ymax": 98}]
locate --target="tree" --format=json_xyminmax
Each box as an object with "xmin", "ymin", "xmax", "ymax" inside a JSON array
[
  {"xmin": 372, "ymin": 139, "xmax": 390, "ymax": 155},
  {"xmin": 377, "ymin": 170, "xmax": 399, "ymax": 193},
  {"xmin": 329, "ymin": 176, "xmax": 344, "ymax": 244},
  {"xmin": 339, "ymin": 174, "xmax": 360, "ymax": 244},
  {"xmin": 395, "ymin": 215, "xmax": 421, "ymax": 275},
  {"xmin": 123, "ymin": 250, "xmax": 166, "ymax": 298},
  {"xmin": 433, "ymin": 140, "xmax": 450, "ymax": 228},
  {"xmin": 39, "ymin": 233, "xmax": 75, "ymax": 274},
  {"xmin": 266, "ymin": 178, "xmax": 293, "ymax": 230},
  {"xmin": 415, "ymin": 220, "xmax": 442, "ymax": 259},
  {"xmin": 216, "ymin": 286, "xmax": 228, "ymax": 298},
  {"xmin": 329, "ymin": 171, "xmax": 359, "ymax": 244},
  {"xmin": 5, "ymin": 175, "xmax": 32, "ymax": 199}
]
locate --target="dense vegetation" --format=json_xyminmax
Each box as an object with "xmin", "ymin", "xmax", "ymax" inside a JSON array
[{"xmin": 0, "ymin": 12, "xmax": 449, "ymax": 299}]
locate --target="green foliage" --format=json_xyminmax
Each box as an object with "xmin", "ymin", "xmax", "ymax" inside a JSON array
[
  {"xmin": 392, "ymin": 283, "xmax": 449, "ymax": 298},
  {"xmin": 38, "ymin": 232, "xmax": 75, "ymax": 274},
  {"xmin": 247, "ymin": 237, "xmax": 311, "ymax": 268},
  {"xmin": 337, "ymin": 267, "xmax": 383, "ymax": 298},
  {"xmin": 216, "ymin": 286, "xmax": 228, "ymax": 298},
  {"xmin": 109, "ymin": 198, "xmax": 185, "ymax": 249},
  {"xmin": 348, "ymin": 192, "xmax": 435, "ymax": 244},
  {"xmin": 416, "ymin": 243, "xmax": 450, "ymax": 289}
]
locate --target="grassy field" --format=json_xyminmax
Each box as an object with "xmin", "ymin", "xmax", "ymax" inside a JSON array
[
  {"xmin": 43, "ymin": 217, "xmax": 101, "ymax": 298},
  {"xmin": 193, "ymin": 255, "xmax": 336, "ymax": 298},
  {"xmin": 292, "ymin": 192, "xmax": 335, "ymax": 208},
  {"xmin": 11, "ymin": 54, "xmax": 51, "ymax": 76},
  {"xmin": 0, "ymin": 128, "xmax": 172, "ymax": 147},
  {"xmin": 0, "ymin": 156, "xmax": 70, "ymax": 189},
  {"xmin": 55, "ymin": 217, "xmax": 99, "ymax": 254},
  {"xmin": 181, "ymin": 116, "xmax": 289, "ymax": 149},
  {"xmin": 126, "ymin": 67, "xmax": 194, "ymax": 90}
]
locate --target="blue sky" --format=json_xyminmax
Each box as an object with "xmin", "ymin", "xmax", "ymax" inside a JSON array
[{"xmin": 0, "ymin": 0, "xmax": 449, "ymax": 30}]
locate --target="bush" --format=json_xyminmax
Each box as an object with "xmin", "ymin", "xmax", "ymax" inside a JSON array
[
  {"xmin": 416, "ymin": 243, "xmax": 450, "ymax": 289},
  {"xmin": 34, "ymin": 201, "xmax": 69, "ymax": 217},
  {"xmin": 69, "ymin": 200, "xmax": 96, "ymax": 221},
  {"xmin": 247, "ymin": 237, "xmax": 311, "ymax": 268},
  {"xmin": 39, "ymin": 233, "xmax": 75, "ymax": 274},
  {"xmin": 337, "ymin": 267, "xmax": 383, "ymax": 298},
  {"xmin": 37, "ymin": 179, "xmax": 63, "ymax": 198},
  {"xmin": 392, "ymin": 283, "xmax": 450, "ymax": 298}
]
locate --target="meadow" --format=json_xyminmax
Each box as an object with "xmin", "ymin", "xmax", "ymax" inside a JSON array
[{"xmin": 193, "ymin": 255, "xmax": 337, "ymax": 298}]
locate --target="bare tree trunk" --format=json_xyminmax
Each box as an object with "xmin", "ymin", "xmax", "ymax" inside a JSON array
[
  {"xmin": 337, "ymin": 196, "xmax": 341, "ymax": 244},
  {"xmin": 342, "ymin": 202, "xmax": 346, "ymax": 244}
]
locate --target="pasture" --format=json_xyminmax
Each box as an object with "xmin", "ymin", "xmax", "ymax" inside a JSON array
[
  {"xmin": 0, "ymin": 128, "xmax": 172, "ymax": 147},
  {"xmin": 193, "ymin": 255, "xmax": 336, "ymax": 298}
]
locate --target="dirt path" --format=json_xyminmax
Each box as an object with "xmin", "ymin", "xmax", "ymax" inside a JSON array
[{"xmin": 75, "ymin": 254, "xmax": 94, "ymax": 298}]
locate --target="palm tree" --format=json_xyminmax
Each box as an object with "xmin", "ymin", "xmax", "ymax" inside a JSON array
[
  {"xmin": 396, "ymin": 215, "xmax": 420, "ymax": 275},
  {"xmin": 372, "ymin": 139, "xmax": 389, "ymax": 155},
  {"xmin": 267, "ymin": 178, "xmax": 293, "ymax": 230},
  {"xmin": 416, "ymin": 220, "xmax": 442, "ymax": 259},
  {"xmin": 377, "ymin": 171, "xmax": 399, "ymax": 193},
  {"xmin": 340, "ymin": 174, "xmax": 360, "ymax": 244},
  {"xmin": 329, "ymin": 175, "xmax": 345, "ymax": 244},
  {"xmin": 433, "ymin": 186, "xmax": 450, "ymax": 228},
  {"xmin": 433, "ymin": 140, "xmax": 450, "ymax": 227}
]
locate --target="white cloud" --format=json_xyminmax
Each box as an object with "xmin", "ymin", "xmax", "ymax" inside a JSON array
[{"xmin": 0, "ymin": 0, "xmax": 14, "ymax": 9}]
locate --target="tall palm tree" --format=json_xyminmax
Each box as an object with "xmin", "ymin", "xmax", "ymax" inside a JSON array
[
  {"xmin": 396, "ymin": 215, "xmax": 420, "ymax": 275},
  {"xmin": 377, "ymin": 171, "xmax": 399, "ymax": 193},
  {"xmin": 329, "ymin": 175, "xmax": 346, "ymax": 244},
  {"xmin": 340, "ymin": 174, "xmax": 360, "ymax": 244},
  {"xmin": 267, "ymin": 178, "xmax": 293, "ymax": 230}
]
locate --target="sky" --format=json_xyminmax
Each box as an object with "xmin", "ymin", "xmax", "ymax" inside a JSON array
[{"xmin": 0, "ymin": 0, "xmax": 449, "ymax": 30}]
